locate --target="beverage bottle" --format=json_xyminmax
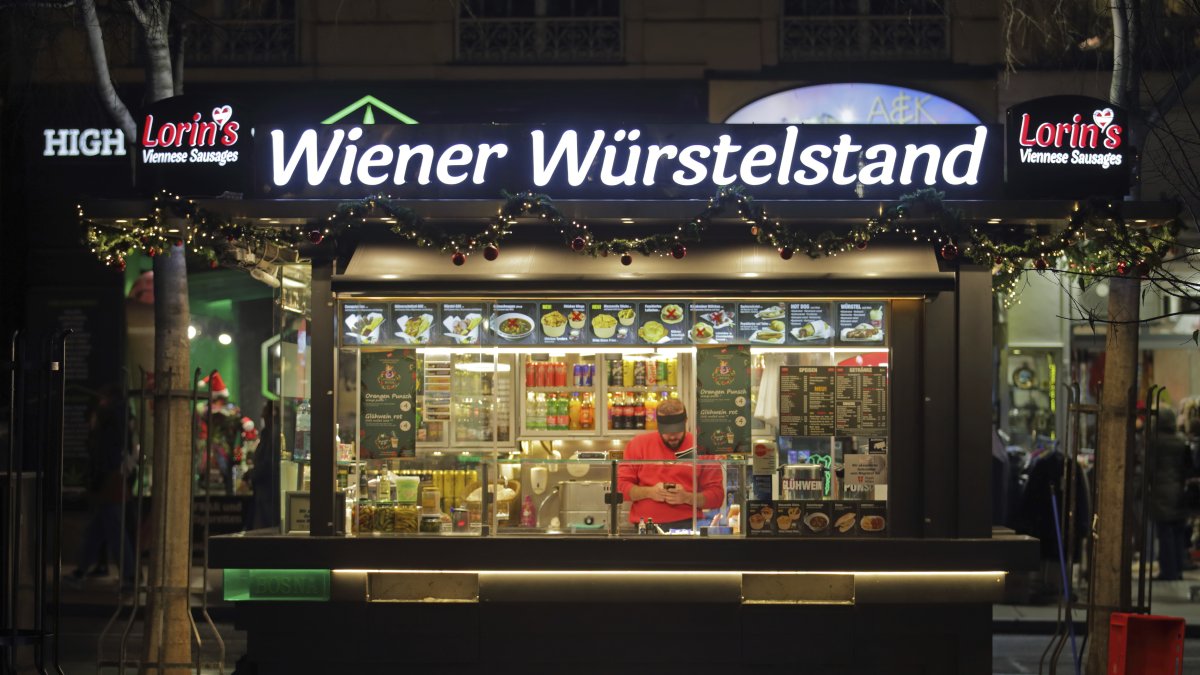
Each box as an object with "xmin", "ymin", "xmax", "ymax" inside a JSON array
[
  {"xmin": 645, "ymin": 392, "xmax": 659, "ymax": 431},
  {"xmin": 557, "ymin": 362, "xmax": 567, "ymax": 387},
  {"xmin": 295, "ymin": 400, "xmax": 311, "ymax": 461},
  {"xmin": 667, "ymin": 358, "xmax": 677, "ymax": 386},
  {"xmin": 581, "ymin": 394, "xmax": 594, "ymax": 430},
  {"xmin": 525, "ymin": 360, "xmax": 535, "ymax": 387},
  {"xmin": 555, "ymin": 395, "xmax": 566, "ymax": 431},
  {"xmin": 634, "ymin": 395, "xmax": 646, "ymax": 430},
  {"xmin": 634, "ymin": 360, "xmax": 645, "ymax": 387},
  {"xmin": 623, "ymin": 359, "xmax": 635, "ymax": 388},
  {"xmin": 535, "ymin": 393, "xmax": 546, "ymax": 431},
  {"xmin": 607, "ymin": 393, "xmax": 616, "ymax": 430},
  {"xmin": 520, "ymin": 495, "xmax": 537, "ymax": 528},
  {"xmin": 645, "ymin": 359, "xmax": 657, "ymax": 386},
  {"xmin": 620, "ymin": 394, "xmax": 632, "ymax": 430},
  {"xmin": 572, "ymin": 364, "xmax": 582, "ymax": 387},
  {"xmin": 545, "ymin": 394, "xmax": 556, "ymax": 430},
  {"xmin": 586, "ymin": 363, "xmax": 595, "ymax": 386},
  {"xmin": 526, "ymin": 392, "xmax": 537, "ymax": 430},
  {"xmin": 568, "ymin": 393, "xmax": 582, "ymax": 430},
  {"xmin": 657, "ymin": 359, "xmax": 667, "ymax": 384},
  {"xmin": 609, "ymin": 359, "xmax": 622, "ymax": 386}
]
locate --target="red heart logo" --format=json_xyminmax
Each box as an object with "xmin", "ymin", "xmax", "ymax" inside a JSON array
[
  {"xmin": 1092, "ymin": 108, "xmax": 1113, "ymax": 129},
  {"xmin": 212, "ymin": 105, "xmax": 233, "ymax": 127}
]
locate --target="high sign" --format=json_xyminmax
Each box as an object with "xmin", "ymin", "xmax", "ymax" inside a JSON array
[
  {"xmin": 1005, "ymin": 95, "xmax": 1132, "ymax": 198},
  {"xmin": 137, "ymin": 95, "xmax": 252, "ymax": 196},
  {"xmin": 43, "ymin": 128, "xmax": 126, "ymax": 157},
  {"xmin": 260, "ymin": 124, "xmax": 1002, "ymax": 200}
]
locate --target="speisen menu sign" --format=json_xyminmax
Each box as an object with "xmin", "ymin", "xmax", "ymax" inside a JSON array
[
  {"xmin": 1005, "ymin": 95, "xmax": 1132, "ymax": 198},
  {"xmin": 137, "ymin": 95, "xmax": 252, "ymax": 196},
  {"xmin": 259, "ymin": 123, "xmax": 1002, "ymax": 200}
]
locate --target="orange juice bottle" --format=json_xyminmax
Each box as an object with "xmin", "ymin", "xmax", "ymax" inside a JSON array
[
  {"xmin": 568, "ymin": 393, "xmax": 582, "ymax": 430},
  {"xmin": 645, "ymin": 392, "xmax": 659, "ymax": 430}
]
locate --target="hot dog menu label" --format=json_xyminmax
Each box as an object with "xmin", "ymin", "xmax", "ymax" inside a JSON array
[{"xmin": 789, "ymin": 303, "xmax": 833, "ymax": 345}]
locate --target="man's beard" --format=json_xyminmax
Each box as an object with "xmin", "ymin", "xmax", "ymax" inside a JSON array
[{"xmin": 661, "ymin": 433, "xmax": 685, "ymax": 451}]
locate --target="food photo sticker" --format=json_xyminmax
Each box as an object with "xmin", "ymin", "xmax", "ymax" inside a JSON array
[
  {"xmin": 490, "ymin": 302, "xmax": 539, "ymax": 345},
  {"xmin": 392, "ymin": 303, "xmax": 437, "ymax": 345},
  {"xmin": 745, "ymin": 500, "xmax": 776, "ymax": 537},
  {"xmin": 774, "ymin": 501, "xmax": 803, "ymax": 536},
  {"xmin": 830, "ymin": 501, "xmax": 859, "ymax": 536},
  {"xmin": 835, "ymin": 302, "xmax": 887, "ymax": 346},
  {"xmin": 589, "ymin": 303, "xmax": 638, "ymax": 344},
  {"xmin": 639, "ymin": 302, "xmax": 687, "ymax": 345},
  {"xmin": 858, "ymin": 501, "xmax": 887, "ymax": 536},
  {"xmin": 801, "ymin": 502, "xmax": 832, "ymax": 537},
  {"xmin": 688, "ymin": 303, "xmax": 737, "ymax": 344},
  {"xmin": 738, "ymin": 302, "xmax": 788, "ymax": 344},
  {"xmin": 788, "ymin": 302, "xmax": 833, "ymax": 345},
  {"xmin": 540, "ymin": 302, "xmax": 588, "ymax": 344},
  {"xmin": 441, "ymin": 303, "xmax": 485, "ymax": 345},
  {"xmin": 342, "ymin": 302, "xmax": 390, "ymax": 347}
]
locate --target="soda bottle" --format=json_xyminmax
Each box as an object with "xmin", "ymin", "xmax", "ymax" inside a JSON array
[
  {"xmin": 586, "ymin": 363, "xmax": 595, "ymax": 386},
  {"xmin": 526, "ymin": 392, "xmax": 537, "ymax": 430},
  {"xmin": 581, "ymin": 394, "xmax": 594, "ymax": 430},
  {"xmin": 666, "ymin": 358, "xmax": 677, "ymax": 386},
  {"xmin": 610, "ymin": 359, "xmax": 622, "ymax": 386},
  {"xmin": 607, "ymin": 393, "xmax": 617, "ymax": 430},
  {"xmin": 634, "ymin": 360, "xmax": 645, "ymax": 387},
  {"xmin": 525, "ymin": 360, "xmax": 535, "ymax": 387},
  {"xmin": 634, "ymin": 395, "xmax": 646, "ymax": 430},
  {"xmin": 657, "ymin": 359, "xmax": 667, "ymax": 384},
  {"xmin": 645, "ymin": 392, "xmax": 659, "ymax": 431},
  {"xmin": 623, "ymin": 359, "xmax": 634, "ymax": 388},
  {"xmin": 645, "ymin": 359, "xmax": 657, "ymax": 386}
]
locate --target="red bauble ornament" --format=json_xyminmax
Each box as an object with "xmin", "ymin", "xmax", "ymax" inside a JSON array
[
  {"xmin": 147, "ymin": 247, "xmax": 157, "ymax": 257},
  {"xmin": 117, "ymin": 259, "xmax": 126, "ymax": 271},
  {"xmin": 779, "ymin": 248, "xmax": 794, "ymax": 261},
  {"xmin": 308, "ymin": 230, "xmax": 324, "ymax": 244},
  {"xmin": 210, "ymin": 260, "xmax": 219, "ymax": 269},
  {"xmin": 226, "ymin": 235, "xmax": 236, "ymax": 243},
  {"xmin": 671, "ymin": 244, "xmax": 687, "ymax": 259},
  {"xmin": 856, "ymin": 239, "xmax": 868, "ymax": 250},
  {"xmin": 940, "ymin": 243, "xmax": 959, "ymax": 261},
  {"xmin": 483, "ymin": 244, "xmax": 499, "ymax": 261},
  {"xmin": 993, "ymin": 256, "xmax": 1005, "ymax": 267},
  {"xmin": 620, "ymin": 253, "xmax": 633, "ymax": 266},
  {"xmin": 451, "ymin": 251, "xmax": 466, "ymax": 266},
  {"xmin": 1116, "ymin": 261, "xmax": 1129, "ymax": 275},
  {"xmin": 1034, "ymin": 257, "xmax": 1049, "ymax": 271},
  {"xmin": 570, "ymin": 236, "xmax": 586, "ymax": 252}
]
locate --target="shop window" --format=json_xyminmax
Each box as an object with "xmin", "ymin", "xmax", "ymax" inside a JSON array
[
  {"xmin": 780, "ymin": 0, "xmax": 949, "ymax": 61},
  {"xmin": 456, "ymin": 0, "xmax": 623, "ymax": 63}
]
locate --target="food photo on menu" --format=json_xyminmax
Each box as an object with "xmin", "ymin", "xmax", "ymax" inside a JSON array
[
  {"xmin": 836, "ymin": 302, "xmax": 886, "ymax": 344},
  {"xmin": 689, "ymin": 303, "xmax": 737, "ymax": 343},
  {"xmin": 344, "ymin": 310, "xmax": 385, "ymax": 345},
  {"xmin": 490, "ymin": 304, "xmax": 537, "ymax": 343},
  {"xmin": 738, "ymin": 302, "xmax": 788, "ymax": 344},
  {"xmin": 589, "ymin": 303, "xmax": 638, "ymax": 343},
  {"xmin": 394, "ymin": 313, "xmax": 434, "ymax": 344},
  {"xmin": 442, "ymin": 313, "xmax": 482, "ymax": 344},
  {"xmin": 750, "ymin": 319, "xmax": 787, "ymax": 344},
  {"xmin": 789, "ymin": 302, "xmax": 833, "ymax": 344},
  {"xmin": 636, "ymin": 302, "xmax": 686, "ymax": 344}
]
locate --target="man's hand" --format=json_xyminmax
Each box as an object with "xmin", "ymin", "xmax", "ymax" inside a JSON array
[
  {"xmin": 634, "ymin": 482, "xmax": 672, "ymax": 503},
  {"xmin": 663, "ymin": 484, "xmax": 697, "ymax": 507}
]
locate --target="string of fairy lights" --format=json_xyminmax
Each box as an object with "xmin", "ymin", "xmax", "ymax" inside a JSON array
[{"xmin": 81, "ymin": 188, "xmax": 1180, "ymax": 305}]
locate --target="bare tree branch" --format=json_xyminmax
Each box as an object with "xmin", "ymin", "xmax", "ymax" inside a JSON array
[{"xmin": 79, "ymin": 0, "xmax": 135, "ymax": 143}]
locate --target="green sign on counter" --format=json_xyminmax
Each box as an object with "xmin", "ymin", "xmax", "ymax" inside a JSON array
[
  {"xmin": 224, "ymin": 569, "xmax": 330, "ymax": 602},
  {"xmin": 359, "ymin": 349, "xmax": 418, "ymax": 458},
  {"xmin": 695, "ymin": 345, "xmax": 751, "ymax": 455}
]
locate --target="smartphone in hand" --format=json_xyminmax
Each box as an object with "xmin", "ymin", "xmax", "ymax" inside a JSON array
[{"xmin": 664, "ymin": 483, "xmax": 677, "ymax": 491}]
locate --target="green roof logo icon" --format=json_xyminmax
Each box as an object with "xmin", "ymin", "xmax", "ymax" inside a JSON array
[{"xmin": 322, "ymin": 95, "xmax": 418, "ymax": 125}]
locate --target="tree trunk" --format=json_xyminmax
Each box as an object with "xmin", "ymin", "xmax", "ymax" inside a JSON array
[
  {"xmin": 1085, "ymin": 2, "xmax": 1141, "ymax": 673},
  {"xmin": 143, "ymin": 243, "xmax": 193, "ymax": 674}
]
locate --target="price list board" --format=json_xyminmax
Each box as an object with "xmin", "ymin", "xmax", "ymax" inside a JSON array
[
  {"xmin": 778, "ymin": 365, "xmax": 836, "ymax": 437},
  {"xmin": 834, "ymin": 366, "xmax": 888, "ymax": 436}
]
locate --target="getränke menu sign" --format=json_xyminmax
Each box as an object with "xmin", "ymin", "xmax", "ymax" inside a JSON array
[
  {"xmin": 1005, "ymin": 95, "xmax": 1131, "ymax": 198},
  {"xmin": 260, "ymin": 123, "xmax": 1001, "ymax": 200}
]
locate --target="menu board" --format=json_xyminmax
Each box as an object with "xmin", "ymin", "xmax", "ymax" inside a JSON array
[
  {"xmin": 359, "ymin": 349, "xmax": 418, "ymax": 458},
  {"xmin": 778, "ymin": 366, "xmax": 836, "ymax": 437},
  {"xmin": 587, "ymin": 302, "xmax": 637, "ymax": 344},
  {"xmin": 689, "ymin": 303, "xmax": 737, "ymax": 344},
  {"xmin": 489, "ymin": 301, "xmax": 538, "ymax": 345},
  {"xmin": 391, "ymin": 303, "xmax": 437, "ymax": 346},
  {"xmin": 440, "ymin": 303, "xmax": 485, "ymax": 346},
  {"xmin": 539, "ymin": 302, "xmax": 589, "ymax": 344},
  {"xmin": 834, "ymin": 366, "xmax": 888, "ymax": 436},
  {"xmin": 739, "ymin": 302, "xmax": 788, "ymax": 345},
  {"xmin": 637, "ymin": 301, "xmax": 687, "ymax": 344},
  {"xmin": 789, "ymin": 302, "xmax": 833, "ymax": 345},
  {"xmin": 695, "ymin": 345, "xmax": 751, "ymax": 454},
  {"xmin": 835, "ymin": 302, "xmax": 887, "ymax": 345},
  {"xmin": 342, "ymin": 302, "xmax": 389, "ymax": 346}
]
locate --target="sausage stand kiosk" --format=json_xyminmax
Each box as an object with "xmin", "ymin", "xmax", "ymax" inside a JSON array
[{"xmin": 85, "ymin": 95, "xmax": 1174, "ymax": 673}]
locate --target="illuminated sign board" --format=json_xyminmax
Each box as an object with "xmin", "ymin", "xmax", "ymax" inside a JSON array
[
  {"xmin": 725, "ymin": 83, "xmax": 982, "ymax": 125},
  {"xmin": 42, "ymin": 128, "xmax": 126, "ymax": 157},
  {"xmin": 137, "ymin": 95, "xmax": 252, "ymax": 196},
  {"xmin": 1005, "ymin": 95, "xmax": 1131, "ymax": 198},
  {"xmin": 260, "ymin": 124, "xmax": 1001, "ymax": 200}
]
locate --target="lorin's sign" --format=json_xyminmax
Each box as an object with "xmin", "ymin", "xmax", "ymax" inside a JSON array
[
  {"xmin": 137, "ymin": 95, "xmax": 252, "ymax": 195},
  {"xmin": 259, "ymin": 124, "xmax": 1002, "ymax": 200},
  {"xmin": 1005, "ymin": 95, "xmax": 1132, "ymax": 198}
]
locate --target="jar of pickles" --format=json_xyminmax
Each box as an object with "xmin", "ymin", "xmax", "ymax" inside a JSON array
[
  {"xmin": 374, "ymin": 502, "xmax": 396, "ymax": 533},
  {"xmin": 356, "ymin": 500, "xmax": 375, "ymax": 534},
  {"xmin": 395, "ymin": 504, "xmax": 419, "ymax": 533}
]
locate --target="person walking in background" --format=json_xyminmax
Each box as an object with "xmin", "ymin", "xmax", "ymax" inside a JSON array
[
  {"xmin": 68, "ymin": 384, "xmax": 135, "ymax": 586},
  {"xmin": 1150, "ymin": 408, "xmax": 1194, "ymax": 581},
  {"xmin": 242, "ymin": 401, "xmax": 280, "ymax": 530}
]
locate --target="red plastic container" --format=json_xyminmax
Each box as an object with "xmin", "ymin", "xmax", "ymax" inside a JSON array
[{"xmin": 1108, "ymin": 612, "xmax": 1185, "ymax": 674}]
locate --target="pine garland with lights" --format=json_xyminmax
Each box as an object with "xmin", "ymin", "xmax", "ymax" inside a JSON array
[{"xmin": 81, "ymin": 189, "xmax": 1181, "ymax": 308}]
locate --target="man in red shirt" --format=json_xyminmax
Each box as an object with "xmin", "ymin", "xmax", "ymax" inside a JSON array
[{"xmin": 617, "ymin": 398, "xmax": 724, "ymax": 530}]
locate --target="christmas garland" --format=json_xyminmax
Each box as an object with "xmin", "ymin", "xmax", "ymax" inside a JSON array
[{"xmin": 81, "ymin": 189, "xmax": 1181, "ymax": 303}]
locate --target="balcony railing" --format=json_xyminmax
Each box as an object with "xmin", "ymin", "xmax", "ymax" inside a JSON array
[
  {"xmin": 184, "ymin": 19, "xmax": 298, "ymax": 66},
  {"xmin": 780, "ymin": 13, "xmax": 949, "ymax": 61},
  {"xmin": 456, "ymin": 17, "xmax": 622, "ymax": 63}
]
